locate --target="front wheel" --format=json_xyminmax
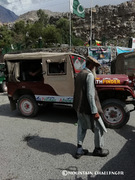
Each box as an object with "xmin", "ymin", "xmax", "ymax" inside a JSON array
[
  {"xmin": 18, "ymin": 95, "xmax": 39, "ymax": 117},
  {"xmin": 101, "ymin": 99, "xmax": 130, "ymax": 129}
]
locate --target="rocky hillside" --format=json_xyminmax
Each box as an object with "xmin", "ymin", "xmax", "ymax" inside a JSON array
[
  {"xmin": 19, "ymin": 9, "xmax": 62, "ymax": 22},
  {"xmin": 80, "ymin": 1, "xmax": 135, "ymax": 45},
  {"xmin": 0, "ymin": 5, "xmax": 18, "ymax": 23},
  {"xmin": 18, "ymin": 1, "xmax": 135, "ymax": 46},
  {"xmin": 66, "ymin": 0, "xmax": 135, "ymax": 46}
]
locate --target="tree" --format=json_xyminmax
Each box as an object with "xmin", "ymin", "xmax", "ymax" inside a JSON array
[
  {"xmin": 29, "ymin": 22, "xmax": 43, "ymax": 39},
  {"xmin": 0, "ymin": 26, "xmax": 13, "ymax": 50},
  {"xmin": 56, "ymin": 18, "xmax": 70, "ymax": 44},
  {"xmin": 72, "ymin": 36, "xmax": 84, "ymax": 46},
  {"xmin": 0, "ymin": 11, "xmax": 85, "ymax": 51},
  {"xmin": 14, "ymin": 21, "xmax": 25, "ymax": 34},
  {"xmin": 23, "ymin": 22, "xmax": 43, "ymax": 48},
  {"xmin": 37, "ymin": 9, "xmax": 48, "ymax": 27},
  {"xmin": 42, "ymin": 25, "xmax": 62, "ymax": 46}
]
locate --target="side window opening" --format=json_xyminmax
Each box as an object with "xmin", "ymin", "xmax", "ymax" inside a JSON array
[
  {"xmin": 47, "ymin": 62, "xmax": 66, "ymax": 75},
  {"xmin": 7, "ymin": 60, "xmax": 20, "ymax": 82},
  {"xmin": 20, "ymin": 60, "xmax": 43, "ymax": 81}
]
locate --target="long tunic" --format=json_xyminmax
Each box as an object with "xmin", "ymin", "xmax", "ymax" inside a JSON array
[{"xmin": 73, "ymin": 68, "xmax": 107, "ymax": 132}]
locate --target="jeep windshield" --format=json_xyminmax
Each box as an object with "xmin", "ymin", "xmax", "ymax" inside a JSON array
[{"xmin": 71, "ymin": 55, "xmax": 86, "ymax": 73}]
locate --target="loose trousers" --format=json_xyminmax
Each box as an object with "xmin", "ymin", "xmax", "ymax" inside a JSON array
[{"xmin": 77, "ymin": 113, "xmax": 104, "ymax": 148}]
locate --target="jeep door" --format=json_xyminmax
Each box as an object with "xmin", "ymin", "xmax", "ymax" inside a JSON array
[{"xmin": 42, "ymin": 54, "xmax": 74, "ymax": 97}]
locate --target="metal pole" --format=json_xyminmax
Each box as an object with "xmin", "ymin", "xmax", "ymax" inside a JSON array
[
  {"xmin": 90, "ymin": 0, "xmax": 93, "ymax": 47},
  {"xmin": 69, "ymin": 0, "xmax": 72, "ymax": 51},
  {"xmin": 70, "ymin": 12, "xmax": 72, "ymax": 51}
]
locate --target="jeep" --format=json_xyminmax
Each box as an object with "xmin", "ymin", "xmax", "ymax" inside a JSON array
[{"xmin": 4, "ymin": 52, "xmax": 135, "ymax": 129}]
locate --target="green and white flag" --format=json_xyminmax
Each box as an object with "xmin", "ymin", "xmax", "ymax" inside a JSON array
[{"xmin": 70, "ymin": 0, "xmax": 85, "ymax": 18}]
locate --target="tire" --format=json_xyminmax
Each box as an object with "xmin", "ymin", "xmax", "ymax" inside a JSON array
[
  {"xmin": 18, "ymin": 95, "xmax": 39, "ymax": 117},
  {"xmin": 1, "ymin": 81, "xmax": 7, "ymax": 92},
  {"xmin": 101, "ymin": 99, "xmax": 130, "ymax": 129}
]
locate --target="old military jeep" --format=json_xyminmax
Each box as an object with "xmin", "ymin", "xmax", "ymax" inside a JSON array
[{"xmin": 4, "ymin": 52, "xmax": 135, "ymax": 129}]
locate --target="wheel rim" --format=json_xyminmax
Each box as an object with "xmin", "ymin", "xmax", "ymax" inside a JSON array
[
  {"xmin": 103, "ymin": 105, "xmax": 123, "ymax": 125},
  {"xmin": 20, "ymin": 99, "xmax": 33, "ymax": 115}
]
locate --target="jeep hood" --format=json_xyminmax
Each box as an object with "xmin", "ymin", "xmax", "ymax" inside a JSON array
[{"xmin": 96, "ymin": 74, "xmax": 129, "ymax": 85}]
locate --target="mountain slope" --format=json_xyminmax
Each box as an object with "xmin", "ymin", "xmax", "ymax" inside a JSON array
[
  {"xmin": 0, "ymin": 5, "xmax": 18, "ymax": 23},
  {"xmin": 18, "ymin": 9, "xmax": 62, "ymax": 22}
]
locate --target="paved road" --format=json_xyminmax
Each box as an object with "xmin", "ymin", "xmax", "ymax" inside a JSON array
[{"xmin": 0, "ymin": 94, "xmax": 135, "ymax": 180}]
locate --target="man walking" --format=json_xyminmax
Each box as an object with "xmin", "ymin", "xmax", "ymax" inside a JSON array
[{"xmin": 73, "ymin": 56, "xmax": 109, "ymax": 159}]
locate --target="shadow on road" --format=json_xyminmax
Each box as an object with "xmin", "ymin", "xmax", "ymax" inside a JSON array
[
  {"xmin": 0, "ymin": 103, "xmax": 77, "ymax": 124},
  {"xmin": 23, "ymin": 125, "xmax": 135, "ymax": 179},
  {"xmin": 23, "ymin": 135, "xmax": 76, "ymax": 156},
  {"xmin": 0, "ymin": 103, "xmax": 13, "ymax": 115},
  {"xmin": 38, "ymin": 105, "xmax": 77, "ymax": 124},
  {"xmin": 87, "ymin": 124, "xmax": 135, "ymax": 180}
]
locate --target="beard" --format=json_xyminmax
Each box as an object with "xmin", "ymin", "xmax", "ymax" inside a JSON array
[{"xmin": 91, "ymin": 67, "xmax": 97, "ymax": 79}]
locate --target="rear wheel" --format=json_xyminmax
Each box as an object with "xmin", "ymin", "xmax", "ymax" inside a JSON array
[
  {"xmin": 101, "ymin": 99, "xmax": 130, "ymax": 129},
  {"xmin": 18, "ymin": 95, "xmax": 38, "ymax": 117}
]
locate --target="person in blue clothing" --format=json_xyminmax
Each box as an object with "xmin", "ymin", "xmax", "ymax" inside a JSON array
[{"xmin": 73, "ymin": 56, "xmax": 109, "ymax": 159}]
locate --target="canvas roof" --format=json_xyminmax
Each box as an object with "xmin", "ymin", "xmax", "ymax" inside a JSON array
[
  {"xmin": 4, "ymin": 52, "xmax": 85, "ymax": 61},
  {"xmin": 112, "ymin": 51, "xmax": 135, "ymax": 75}
]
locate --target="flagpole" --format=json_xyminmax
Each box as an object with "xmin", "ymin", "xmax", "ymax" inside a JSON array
[
  {"xmin": 69, "ymin": 0, "xmax": 72, "ymax": 51},
  {"xmin": 90, "ymin": 0, "xmax": 93, "ymax": 47},
  {"xmin": 69, "ymin": 0, "xmax": 85, "ymax": 51}
]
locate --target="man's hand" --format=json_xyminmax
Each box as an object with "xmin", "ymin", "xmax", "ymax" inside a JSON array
[{"xmin": 93, "ymin": 113, "xmax": 100, "ymax": 120}]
